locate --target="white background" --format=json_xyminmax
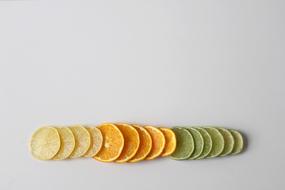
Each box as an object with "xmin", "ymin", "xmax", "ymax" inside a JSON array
[{"xmin": 0, "ymin": 0, "xmax": 284, "ymax": 190}]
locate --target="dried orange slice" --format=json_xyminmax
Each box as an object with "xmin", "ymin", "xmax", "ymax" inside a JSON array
[
  {"xmin": 29, "ymin": 127, "xmax": 61, "ymax": 160},
  {"xmin": 53, "ymin": 127, "xmax": 75, "ymax": 160},
  {"xmin": 129, "ymin": 124, "xmax": 152, "ymax": 163},
  {"xmin": 94, "ymin": 123, "xmax": 124, "ymax": 162},
  {"xmin": 84, "ymin": 126, "xmax": 103, "ymax": 157},
  {"xmin": 115, "ymin": 123, "xmax": 140, "ymax": 163},
  {"xmin": 145, "ymin": 126, "xmax": 165, "ymax": 160},
  {"xmin": 160, "ymin": 128, "xmax": 176, "ymax": 157},
  {"xmin": 69, "ymin": 125, "xmax": 91, "ymax": 158}
]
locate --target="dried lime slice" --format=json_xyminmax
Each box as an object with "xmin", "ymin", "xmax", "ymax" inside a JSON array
[
  {"xmin": 84, "ymin": 127, "xmax": 103, "ymax": 158},
  {"xmin": 69, "ymin": 125, "xmax": 91, "ymax": 158},
  {"xmin": 170, "ymin": 127, "xmax": 194, "ymax": 160},
  {"xmin": 196, "ymin": 128, "xmax": 212, "ymax": 159},
  {"xmin": 230, "ymin": 129, "xmax": 244, "ymax": 155},
  {"xmin": 188, "ymin": 128, "xmax": 204, "ymax": 159},
  {"xmin": 205, "ymin": 127, "xmax": 224, "ymax": 158},
  {"xmin": 53, "ymin": 127, "xmax": 75, "ymax": 160},
  {"xmin": 29, "ymin": 127, "xmax": 61, "ymax": 160},
  {"xmin": 218, "ymin": 128, "xmax": 234, "ymax": 156}
]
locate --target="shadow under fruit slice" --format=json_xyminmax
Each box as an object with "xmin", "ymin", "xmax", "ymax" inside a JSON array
[
  {"xmin": 94, "ymin": 123, "xmax": 124, "ymax": 162},
  {"xmin": 196, "ymin": 128, "xmax": 212, "ymax": 159},
  {"xmin": 83, "ymin": 127, "xmax": 103, "ymax": 158},
  {"xmin": 205, "ymin": 127, "xmax": 224, "ymax": 158},
  {"xmin": 160, "ymin": 128, "xmax": 177, "ymax": 157},
  {"xmin": 69, "ymin": 125, "xmax": 91, "ymax": 158},
  {"xmin": 129, "ymin": 125, "xmax": 152, "ymax": 163},
  {"xmin": 30, "ymin": 127, "xmax": 61, "ymax": 160},
  {"xmin": 170, "ymin": 127, "xmax": 194, "ymax": 160},
  {"xmin": 218, "ymin": 128, "xmax": 234, "ymax": 156},
  {"xmin": 145, "ymin": 126, "xmax": 166, "ymax": 160},
  {"xmin": 115, "ymin": 123, "xmax": 140, "ymax": 163},
  {"xmin": 53, "ymin": 127, "xmax": 75, "ymax": 160},
  {"xmin": 188, "ymin": 128, "xmax": 204, "ymax": 160},
  {"xmin": 230, "ymin": 129, "xmax": 244, "ymax": 155}
]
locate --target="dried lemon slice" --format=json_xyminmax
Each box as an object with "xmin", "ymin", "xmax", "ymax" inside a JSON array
[
  {"xmin": 160, "ymin": 128, "xmax": 176, "ymax": 157},
  {"xmin": 129, "ymin": 124, "xmax": 152, "ymax": 163},
  {"xmin": 218, "ymin": 128, "xmax": 234, "ymax": 156},
  {"xmin": 145, "ymin": 126, "xmax": 165, "ymax": 160},
  {"xmin": 53, "ymin": 127, "xmax": 75, "ymax": 160},
  {"xmin": 29, "ymin": 127, "xmax": 61, "ymax": 160},
  {"xmin": 205, "ymin": 127, "xmax": 224, "ymax": 158},
  {"xmin": 115, "ymin": 123, "xmax": 140, "ymax": 163},
  {"xmin": 94, "ymin": 123, "xmax": 124, "ymax": 162},
  {"xmin": 69, "ymin": 125, "xmax": 91, "ymax": 158},
  {"xmin": 230, "ymin": 129, "xmax": 244, "ymax": 155},
  {"xmin": 196, "ymin": 128, "xmax": 212, "ymax": 159},
  {"xmin": 188, "ymin": 128, "xmax": 204, "ymax": 159},
  {"xmin": 84, "ymin": 126, "xmax": 103, "ymax": 157}
]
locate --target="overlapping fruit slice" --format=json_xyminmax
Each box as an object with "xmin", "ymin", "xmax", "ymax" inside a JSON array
[
  {"xmin": 144, "ymin": 126, "xmax": 166, "ymax": 160},
  {"xmin": 84, "ymin": 126, "xmax": 103, "ymax": 158},
  {"xmin": 171, "ymin": 128, "xmax": 194, "ymax": 160},
  {"xmin": 53, "ymin": 127, "xmax": 75, "ymax": 160},
  {"xmin": 160, "ymin": 128, "xmax": 176, "ymax": 157},
  {"xmin": 69, "ymin": 125, "xmax": 91, "ymax": 158}
]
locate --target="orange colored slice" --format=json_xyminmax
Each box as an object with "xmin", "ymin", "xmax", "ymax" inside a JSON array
[
  {"xmin": 160, "ymin": 128, "xmax": 176, "ymax": 157},
  {"xmin": 94, "ymin": 123, "xmax": 124, "ymax": 162},
  {"xmin": 144, "ymin": 126, "xmax": 166, "ymax": 160},
  {"xmin": 129, "ymin": 125, "xmax": 152, "ymax": 163},
  {"xmin": 115, "ymin": 123, "xmax": 140, "ymax": 163}
]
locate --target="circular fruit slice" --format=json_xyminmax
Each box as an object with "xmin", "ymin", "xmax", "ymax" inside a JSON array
[
  {"xmin": 196, "ymin": 128, "xmax": 212, "ymax": 159},
  {"xmin": 29, "ymin": 127, "xmax": 61, "ymax": 160},
  {"xmin": 94, "ymin": 123, "xmax": 124, "ymax": 162},
  {"xmin": 230, "ymin": 129, "xmax": 244, "ymax": 155},
  {"xmin": 218, "ymin": 128, "xmax": 234, "ymax": 156},
  {"xmin": 170, "ymin": 127, "xmax": 194, "ymax": 160},
  {"xmin": 84, "ymin": 127, "xmax": 103, "ymax": 158},
  {"xmin": 205, "ymin": 127, "xmax": 225, "ymax": 158},
  {"xmin": 129, "ymin": 125, "xmax": 152, "ymax": 163},
  {"xmin": 145, "ymin": 126, "xmax": 166, "ymax": 160},
  {"xmin": 115, "ymin": 123, "xmax": 140, "ymax": 163},
  {"xmin": 53, "ymin": 127, "xmax": 75, "ymax": 160},
  {"xmin": 69, "ymin": 125, "xmax": 91, "ymax": 158},
  {"xmin": 160, "ymin": 128, "xmax": 177, "ymax": 157},
  {"xmin": 188, "ymin": 128, "xmax": 204, "ymax": 159}
]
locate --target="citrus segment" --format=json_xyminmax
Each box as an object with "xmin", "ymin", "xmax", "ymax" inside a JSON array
[
  {"xmin": 69, "ymin": 125, "xmax": 91, "ymax": 158},
  {"xmin": 188, "ymin": 128, "xmax": 204, "ymax": 159},
  {"xmin": 29, "ymin": 127, "xmax": 61, "ymax": 160},
  {"xmin": 160, "ymin": 128, "xmax": 176, "ymax": 157},
  {"xmin": 94, "ymin": 124, "xmax": 124, "ymax": 162},
  {"xmin": 53, "ymin": 127, "xmax": 75, "ymax": 160},
  {"xmin": 205, "ymin": 127, "xmax": 224, "ymax": 158},
  {"xmin": 129, "ymin": 125, "xmax": 152, "ymax": 163},
  {"xmin": 230, "ymin": 129, "xmax": 244, "ymax": 155},
  {"xmin": 196, "ymin": 128, "xmax": 212, "ymax": 159},
  {"xmin": 218, "ymin": 128, "xmax": 234, "ymax": 156},
  {"xmin": 84, "ymin": 127, "xmax": 103, "ymax": 158},
  {"xmin": 145, "ymin": 126, "xmax": 165, "ymax": 160}
]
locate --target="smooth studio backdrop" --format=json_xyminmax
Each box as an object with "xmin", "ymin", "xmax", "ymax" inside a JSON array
[{"xmin": 0, "ymin": 0, "xmax": 284, "ymax": 190}]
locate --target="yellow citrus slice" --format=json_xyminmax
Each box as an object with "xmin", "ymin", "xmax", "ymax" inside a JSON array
[
  {"xmin": 29, "ymin": 127, "xmax": 61, "ymax": 160},
  {"xmin": 94, "ymin": 123, "xmax": 124, "ymax": 162},
  {"xmin": 145, "ymin": 126, "xmax": 166, "ymax": 160},
  {"xmin": 69, "ymin": 125, "xmax": 91, "ymax": 158},
  {"xmin": 84, "ymin": 126, "xmax": 103, "ymax": 157},
  {"xmin": 53, "ymin": 127, "xmax": 75, "ymax": 160},
  {"xmin": 129, "ymin": 125, "xmax": 152, "ymax": 163},
  {"xmin": 115, "ymin": 123, "xmax": 140, "ymax": 163},
  {"xmin": 160, "ymin": 128, "xmax": 177, "ymax": 157}
]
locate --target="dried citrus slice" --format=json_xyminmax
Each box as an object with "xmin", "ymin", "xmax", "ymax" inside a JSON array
[
  {"xmin": 29, "ymin": 127, "xmax": 61, "ymax": 160},
  {"xmin": 196, "ymin": 127, "xmax": 212, "ymax": 159},
  {"xmin": 94, "ymin": 123, "xmax": 124, "ymax": 162},
  {"xmin": 53, "ymin": 127, "xmax": 75, "ymax": 160},
  {"xmin": 69, "ymin": 125, "xmax": 91, "ymax": 158},
  {"xmin": 160, "ymin": 128, "xmax": 176, "ymax": 157},
  {"xmin": 170, "ymin": 127, "xmax": 194, "ymax": 160},
  {"xmin": 205, "ymin": 127, "xmax": 224, "ymax": 158},
  {"xmin": 129, "ymin": 125, "xmax": 152, "ymax": 163},
  {"xmin": 145, "ymin": 126, "xmax": 165, "ymax": 160},
  {"xmin": 83, "ymin": 126, "xmax": 103, "ymax": 158},
  {"xmin": 188, "ymin": 128, "xmax": 204, "ymax": 159},
  {"xmin": 115, "ymin": 123, "xmax": 140, "ymax": 163},
  {"xmin": 230, "ymin": 129, "xmax": 244, "ymax": 155},
  {"xmin": 218, "ymin": 128, "xmax": 234, "ymax": 156}
]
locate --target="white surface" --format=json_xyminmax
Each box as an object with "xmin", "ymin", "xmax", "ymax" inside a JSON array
[{"xmin": 0, "ymin": 0, "xmax": 284, "ymax": 189}]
